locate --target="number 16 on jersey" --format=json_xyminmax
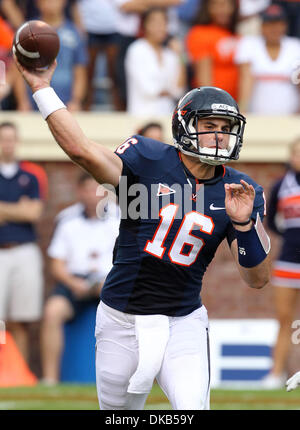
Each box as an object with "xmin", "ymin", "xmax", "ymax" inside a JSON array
[{"xmin": 144, "ymin": 203, "xmax": 215, "ymax": 267}]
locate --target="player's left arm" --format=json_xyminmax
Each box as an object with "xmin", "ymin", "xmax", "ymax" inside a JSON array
[{"xmin": 225, "ymin": 180, "xmax": 271, "ymax": 289}]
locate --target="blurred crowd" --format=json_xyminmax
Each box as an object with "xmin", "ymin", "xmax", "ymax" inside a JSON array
[
  {"xmin": 1, "ymin": 0, "xmax": 300, "ymax": 115},
  {"xmin": 1, "ymin": 0, "xmax": 300, "ymax": 388}
]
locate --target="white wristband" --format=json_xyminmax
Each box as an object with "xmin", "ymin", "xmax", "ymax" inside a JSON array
[{"xmin": 32, "ymin": 87, "xmax": 66, "ymax": 120}]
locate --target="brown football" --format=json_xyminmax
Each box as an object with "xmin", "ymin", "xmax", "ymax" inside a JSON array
[{"xmin": 13, "ymin": 20, "xmax": 60, "ymax": 70}]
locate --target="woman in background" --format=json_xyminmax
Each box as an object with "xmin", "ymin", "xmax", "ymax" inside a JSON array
[
  {"xmin": 186, "ymin": 0, "xmax": 239, "ymax": 99},
  {"xmin": 235, "ymin": 4, "xmax": 300, "ymax": 114},
  {"xmin": 263, "ymin": 138, "xmax": 300, "ymax": 388},
  {"xmin": 124, "ymin": 7, "xmax": 186, "ymax": 116}
]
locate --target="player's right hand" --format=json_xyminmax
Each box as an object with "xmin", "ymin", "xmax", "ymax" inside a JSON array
[
  {"xmin": 13, "ymin": 53, "xmax": 57, "ymax": 94},
  {"xmin": 286, "ymin": 371, "xmax": 300, "ymax": 392}
]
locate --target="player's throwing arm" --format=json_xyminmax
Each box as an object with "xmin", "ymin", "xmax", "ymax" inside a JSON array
[{"xmin": 13, "ymin": 51, "xmax": 122, "ymax": 188}]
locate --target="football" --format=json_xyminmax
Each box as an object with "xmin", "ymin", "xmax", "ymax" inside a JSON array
[{"xmin": 13, "ymin": 20, "xmax": 60, "ymax": 70}]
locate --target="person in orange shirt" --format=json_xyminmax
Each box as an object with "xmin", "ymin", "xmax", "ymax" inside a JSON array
[
  {"xmin": 186, "ymin": 0, "xmax": 239, "ymax": 100},
  {"xmin": 0, "ymin": 15, "xmax": 14, "ymax": 51},
  {"xmin": 0, "ymin": 15, "xmax": 30, "ymax": 110}
]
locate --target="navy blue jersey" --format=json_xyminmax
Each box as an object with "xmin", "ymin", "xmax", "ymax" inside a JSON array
[
  {"xmin": 267, "ymin": 170, "xmax": 300, "ymax": 263},
  {"xmin": 0, "ymin": 164, "xmax": 40, "ymax": 244},
  {"xmin": 101, "ymin": 136, "xmax": 265, "ymax": 316}
]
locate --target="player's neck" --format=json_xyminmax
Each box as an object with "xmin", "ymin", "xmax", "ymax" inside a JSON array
[{"xmin": 180, "ymin": 153, "xmax": 215, "ymax": 180}]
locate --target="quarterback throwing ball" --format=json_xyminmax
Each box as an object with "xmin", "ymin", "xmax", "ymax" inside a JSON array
[{"xmin": 14, "ymin": 55, "xmax": 271, "ymax": 410}]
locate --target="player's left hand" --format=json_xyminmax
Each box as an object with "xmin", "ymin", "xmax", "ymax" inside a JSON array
[
  {"xmin": 224, "ymin": 180, "xmax": 255, "ymax": 224},
  {"xmin": 286, "ymin": 371, "xmax": 300, "ymax": 392}
]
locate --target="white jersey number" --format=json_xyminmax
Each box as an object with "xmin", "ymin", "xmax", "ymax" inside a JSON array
[{"xmin": 144, "ymin": 203, "xmax": 214, "ymax": 267}]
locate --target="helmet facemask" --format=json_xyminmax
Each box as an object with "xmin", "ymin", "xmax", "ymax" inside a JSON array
[{"xmin": 175, "ymin": 111, "xmax": 245, "ymax": 166}]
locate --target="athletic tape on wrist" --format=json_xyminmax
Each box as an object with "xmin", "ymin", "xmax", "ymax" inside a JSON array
[
  {"xmin": 32, "ymin": 87, "xmax": 66, "ymax": 120},
  {"xmin": 235, "ymin": 213, "xmax": 270, "ymax": 268}
]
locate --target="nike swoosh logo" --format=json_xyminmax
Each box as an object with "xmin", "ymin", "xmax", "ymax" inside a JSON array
[{"xmin": 210, "ymin": 203, "xmax": 226, "ymax": 211}]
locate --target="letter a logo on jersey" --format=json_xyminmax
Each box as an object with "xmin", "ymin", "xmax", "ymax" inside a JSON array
[{"xmin": 157, "ymin": 183, "xmax": 176, "ymax": 196}]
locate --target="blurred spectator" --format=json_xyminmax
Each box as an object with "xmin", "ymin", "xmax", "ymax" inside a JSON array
[
  {"xmin": 77, "ymin": 0, "xmax": 122, "ymax": 111},
  {"xmin": 0, "ymin": 0, "xmax": 82, "ymax": 30},
  {"xmin": 0, "ymin": 14, "xmax": 31, "ymax": 110},
  {"xmin": 237, "ymin": 0, "xmax": 271, "ymax": 35},
  {"xmin": 41, "ymin": 173, "xmax": 119, "ymax": 384},
  {"xmin": 0, "ymin": 121, "xmax": 46, "ymax": 365},
  {"xmin": 272, "ymin": 0, "xmax": 300, "ymax": 39},
  {"xmin": 25, "ymin": 0, "xmax": 88, "ymax": 111},
  {"xmin": 186, "ymin": 0, "xmax": 239, "ymax": 99},
  {"xmin": 125, "ymin": 7, "xmax": 186, "ymax": 116},
  {"xmin": 262, "ymin": 138, "xmax": 300, "ymax": 389},
  {"xmin": 235, "ymin": 4, "xmax": 300, "ymax": 115},
  {"xmin": 112, "ymin": 0, "xmax": 184, "ymax": 110},
  {"xmin": 0, "ymin": 0, "xmax": 23, "ymax": 29},
  {"xmin": 137, "ymin": 121, "xmax": 164, "ymax": 141}
]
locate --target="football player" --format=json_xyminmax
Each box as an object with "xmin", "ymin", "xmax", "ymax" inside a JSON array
[{"xmin": 14, "ymin": 58, "xmax": 271, "ymax": 410}]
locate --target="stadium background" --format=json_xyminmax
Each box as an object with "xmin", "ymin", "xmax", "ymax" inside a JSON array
[
  {"xmin": 1, "ymin": 0, "xmax": 300, "ymax": 409},
  {"xmin": 0, "ymin": 112, "xmax": 298, "ymax": 381}
]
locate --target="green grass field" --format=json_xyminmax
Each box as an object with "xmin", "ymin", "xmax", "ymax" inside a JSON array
[{"xmin": 0, "ymin": 383, "xmax": 299, "ymax": 410}]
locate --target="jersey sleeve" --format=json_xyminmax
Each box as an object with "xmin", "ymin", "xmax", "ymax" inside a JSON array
[
  {"xmin": 114, "ymin": 134, "xmax": 169, "ymax": 178},
  {"xmin": 114, "ymin": 135, "xmax": 143, "ymax": 173},
  {"xmin": 114, "ymin": 136, "xmax": 141, "ymax": 197}
]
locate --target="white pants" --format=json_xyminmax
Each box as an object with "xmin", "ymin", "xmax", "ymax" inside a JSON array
[
  {"xmin": 95, "ymin": 301, "xmax": 210, "ymax": 410},
  {"xmin": 0, "ymin": 243, "xmax": 44, "ymax": 321}
]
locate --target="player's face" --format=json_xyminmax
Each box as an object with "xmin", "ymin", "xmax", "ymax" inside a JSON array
[
  {"xmin": 0, "ymin": 126, "xmax": 18, "ymax": 161},
  {"xmin": 290, "ymin": 141, "xmax": 300, "ymax": 172},
  {"xmin": 261, "ymin": 20, "xmax": 287, "ymax": 44},
  {"xmin": 143, "ymin": 10, "xmax": 168, "ymax": 44},
  {"xmin": 207, "ymin": 0, "xmax": 235, "ymax": 27},
  {"xmin": 196, "ymin": 118, "xmax": 231, "ymax": 150}
]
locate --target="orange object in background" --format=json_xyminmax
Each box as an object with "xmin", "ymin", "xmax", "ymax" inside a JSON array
[{"xmin": 0, "ymin": 331, "xmax": 37, "ymax": 387}]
